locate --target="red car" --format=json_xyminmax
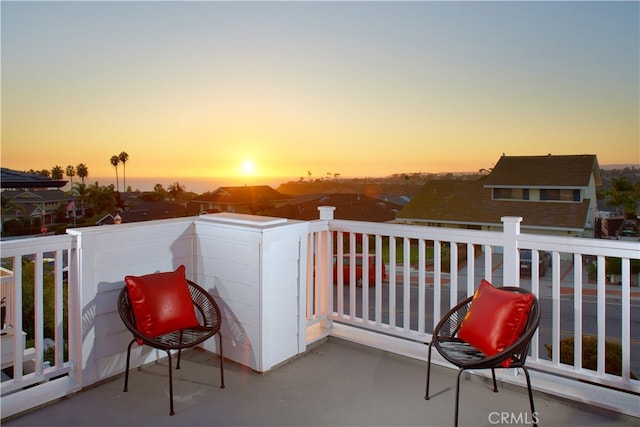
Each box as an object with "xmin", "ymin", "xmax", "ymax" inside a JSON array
[{"xmin": 333, "ymin": 254, "xmax": 387, "ymax": 287}]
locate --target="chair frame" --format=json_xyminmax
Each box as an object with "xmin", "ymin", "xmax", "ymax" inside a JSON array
[
  {"xmin": 118, "ymin": 279, "xmax": 225, "ymax": 415},
  {"xmin": 425, "ymin": 286, "xmax": 540, "ymax": 427}
]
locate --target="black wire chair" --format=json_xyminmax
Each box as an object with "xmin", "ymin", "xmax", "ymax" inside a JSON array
[
  {"xmin": 118, "ymin": 280, "xmax": 225, "ymax": 415},
  {"xmin": 425, "ymin": 286, "xmax": 540, "ymax": 427}
]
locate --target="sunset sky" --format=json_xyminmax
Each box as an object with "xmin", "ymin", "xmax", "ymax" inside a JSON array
[{"xmin": 2, "ymin": 1, "xmax": 639, "ymax": 186}]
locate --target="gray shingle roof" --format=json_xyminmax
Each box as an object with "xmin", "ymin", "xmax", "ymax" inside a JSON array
[{"xmin": 484, "ymin": 154, "xmax": 600, "ymax": 187}]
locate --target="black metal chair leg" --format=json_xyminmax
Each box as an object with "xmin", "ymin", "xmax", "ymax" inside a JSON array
[
  {"xmin": 522, "ymin": 367, "xmax": 538, "ymax": 427},
  {"xmin": 424, "ymin": 342, "xmax": 433, "ymax": 400},
  {"xmin": 123, "ymin": 339, "xmax": 136, "ymax": 392},
  {"xmin": 454, "ymin": 368, "xmax": 465, "ymax": 427},
  {"xmin": 218, "ymin": 333, "xmax": 225, "ymax": 388},
  {"xmin": 176, "ymin": 331, "xmax": 184, "ymax": 369},
  {"xmin": 491, "ymin": 368, "xmax": 498, "ymax": 392},
  {"xmin": 166, "ymin": 350, "xmax": 175, "ymax": 416}
]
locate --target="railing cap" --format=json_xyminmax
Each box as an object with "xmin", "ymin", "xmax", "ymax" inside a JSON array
[
  {"xmin": 501, "ymin": 216, "xmax": 523, "ymax": 224},
  {"xmin": 318, "ymin": 206, "xmax": 336, "ymax": 220}
]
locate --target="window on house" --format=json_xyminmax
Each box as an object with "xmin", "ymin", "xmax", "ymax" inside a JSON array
[
  {"xmin": 540, "ymin": 189, "xmax": 581, "ymax": 201},
  {"xmin": 540, "ymin": 189, "xmax": 556, "ymax": 200},
  {"xmin": 493, "ymin": 188, "xmax": 529, "ymax": 200}
]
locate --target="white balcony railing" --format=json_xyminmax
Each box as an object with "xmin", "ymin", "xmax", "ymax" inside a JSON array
[
  {"xmin": 1, "ymin": 212, "xmax": 639, "ymax": 419},
  {"xmin": 0, "ymin": 234, "xmax": 81, "ymax": 416},
  {"xmin": 306, "ymin": 213, "xmax": 639, "ymax": 399}
]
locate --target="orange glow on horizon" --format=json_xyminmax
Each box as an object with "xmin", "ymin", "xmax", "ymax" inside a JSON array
[{"xmin": 1, "ymin": 2, "xmax": 637, "ymax": 182}]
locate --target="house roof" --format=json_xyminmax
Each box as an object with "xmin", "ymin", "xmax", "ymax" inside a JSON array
[
  {"xmin": 484, "ymin": 154, "xmax": 601, "ymax": 188},
  {"xmin": 1, "ymin": 189, "xmax": 71, "ymax": 218},
  {"xmin": 97, "ymin": 201, "xmax": 186, "ymax": 224},
  {"xmin": 1, "ymin": 189, "xmax": 70, "ymax": 203},
  {"xmin": 397, "ymin": 179, "xmax": 590, "ymax": 230},
  {"xmin": 1, "ymin": 168, "xmax": 67, "ymax": 189},
  {"xmin": 193, "ymin": 185, "xmax": 291, "ymax": 204},
  {"xmin": 264, "ymin": 193, "xmax": 402, "ymax": 222}
]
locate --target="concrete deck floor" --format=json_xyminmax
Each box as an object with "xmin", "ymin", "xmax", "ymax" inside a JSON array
[{"xmin": 3, "ymin": 337, "xmax": 637, "ymax": 427}]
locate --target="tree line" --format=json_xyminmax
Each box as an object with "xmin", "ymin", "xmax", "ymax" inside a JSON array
[
  {"xmin": 27, "ymin": 163, "xmax": 89, "ymax": 185},
  {"xmin": 26, "ymin": 151, "xmax": 130, "ymax": 192}
]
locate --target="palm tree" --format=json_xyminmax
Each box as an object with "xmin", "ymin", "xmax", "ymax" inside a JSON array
[
  {"xmin": 87, "ymin": 181, "xmax": 117, "ymax": 216},
  {"xmin": 118, "ymin": 151, "xmax": 129, "ymax": 191},
  {"xmin": 87, "ymin": 181, "xmax": 101, "ymax": 203},
  {"xmin": 146, "ymin": 184, "xmax": 166, "ymax": 202},
  {"xmin": 71, "ymin": 183, "xmax": 89, "ymax": 217},
  {"xmin": 76, "ymin": 163, "xmax": 89, "ymax": 184},
  {"xmin": 110, "ymin": 155, "xmax": 120, "ymax": 192},
  {"xmin": 167, "ymin": 182, "xmax": 185, "ymax": 201},
  {"xmin": 51, "ymin": 165, "xmax": 64, "ymax": 180},
  {"xmin": 65, "ymin": 165, "xmax": 76, "ymax": 187}
]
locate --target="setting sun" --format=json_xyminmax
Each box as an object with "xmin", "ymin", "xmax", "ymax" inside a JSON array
[{"xmin": 241, "ymin": 160, "xmax": 256, "ymax": 176}]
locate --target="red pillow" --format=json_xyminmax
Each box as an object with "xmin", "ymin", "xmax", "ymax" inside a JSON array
[
  {"xmin": 458, "ymin": 279, "xmax": 534, "ymax": 367},
  {"xmin": 124, "ymin": 265, "xmax": 199, "ymax": 338}
]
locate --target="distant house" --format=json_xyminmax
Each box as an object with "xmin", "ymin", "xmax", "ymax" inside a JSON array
[
  {"xmin": 397, "ymin": 154, "xmax": 602, "ymax": 237},
  {"xmin": 96, "ymin": 200, "xmax": 187, "ymax": 225},
  {"xmin": 191, "ymin": 186, "xmax": 292, "ymax": 215},
  {"xmin": 1, "ymin": 189, "xmax": 71, "ymax": 230},
  {"xmin": 1, "ymin": 168, "xmax": 69, "ymax": 232},
  {"xmin": 264, "ymin": 193, "xmax": 403, "ymax": 222}
]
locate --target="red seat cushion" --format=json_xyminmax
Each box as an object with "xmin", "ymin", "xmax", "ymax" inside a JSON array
[
  {"xmin": 458, "ymin": 279, "xmax": 534, "ymax": 367},
  {"xmin": 124, "ymin": 265, "xmax": 199, "ymax": 338}
]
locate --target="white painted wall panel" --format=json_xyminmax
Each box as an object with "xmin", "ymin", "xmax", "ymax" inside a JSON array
[
  {"xmin": 261, "ymin": 228, "xmax": 307, "ymax": 370},
  {"xmin": 195, "ymin": 220, "xmax": 263, "ymax": 370},
  {"xmin": 213, "ymin": 281, "xmax": 257, "ymax": 311},
  {"xmin": 94, "ymin": 289, "xmax": 120, "ymax": 317},
  {"xmin": 198, "ymin": 257, "xmax": 256, "ymax": 285},
  {"xmin": 270, "ymin": 298, "xmax": 299, "ymax": 324},
  {"xmin": 198, "ymin": 235, "xmax": 260, "ymax": 259},
  {"xmin": 69, "ymin": 218, "xmax": 197, "ymax": 385},
  {"xmin": 69, "ymin": 214, "xmax": 307, "ymax": 384},
  {"xmin": 195, "ymin": 215, "xmax": 308, "ymax": 372}
]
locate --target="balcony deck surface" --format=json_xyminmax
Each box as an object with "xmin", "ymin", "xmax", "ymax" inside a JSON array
[{"xmin": 4, "ymin": 337, "xmax": 637, "ymax": 427}]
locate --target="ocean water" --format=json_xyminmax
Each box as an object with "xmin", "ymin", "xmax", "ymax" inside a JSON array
[{"xmin": 83, "ymin": 176, "xmax": 300, "ymax": 194}]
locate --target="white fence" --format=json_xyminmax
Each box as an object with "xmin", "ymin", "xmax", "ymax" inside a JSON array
[
  {"xmin": 306, "ymin": 215, "xmax": 639, "ymax": 396},
  {"xmin": 1, "ymin": 213, "xmax": 638, "ymax": 419},
  {"xmin": 0, "ymin": 234, "xmax": 82, "ymax": 417}
]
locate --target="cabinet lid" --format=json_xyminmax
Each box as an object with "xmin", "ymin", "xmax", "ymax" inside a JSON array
[{"xmin": 200, "ymin": 212, "xmax": 287, "ymax": 227}]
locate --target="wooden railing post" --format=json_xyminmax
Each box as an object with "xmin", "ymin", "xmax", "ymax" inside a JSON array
[
  {"xmin": 317, "ymin": 207, "xmax": 335, "ymax": 328},
  {"xmin": 502, "ymin": 216, "xmax": 522, "ymax": 286}
]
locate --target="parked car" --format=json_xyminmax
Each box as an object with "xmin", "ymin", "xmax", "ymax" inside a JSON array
[
  {"xmin": 333, "ymin": 254, "xmax": 387, "ymax": 286},
  {"xmin": 520, "ymin": 249, "xmax": 551, "ymax": 277}
]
